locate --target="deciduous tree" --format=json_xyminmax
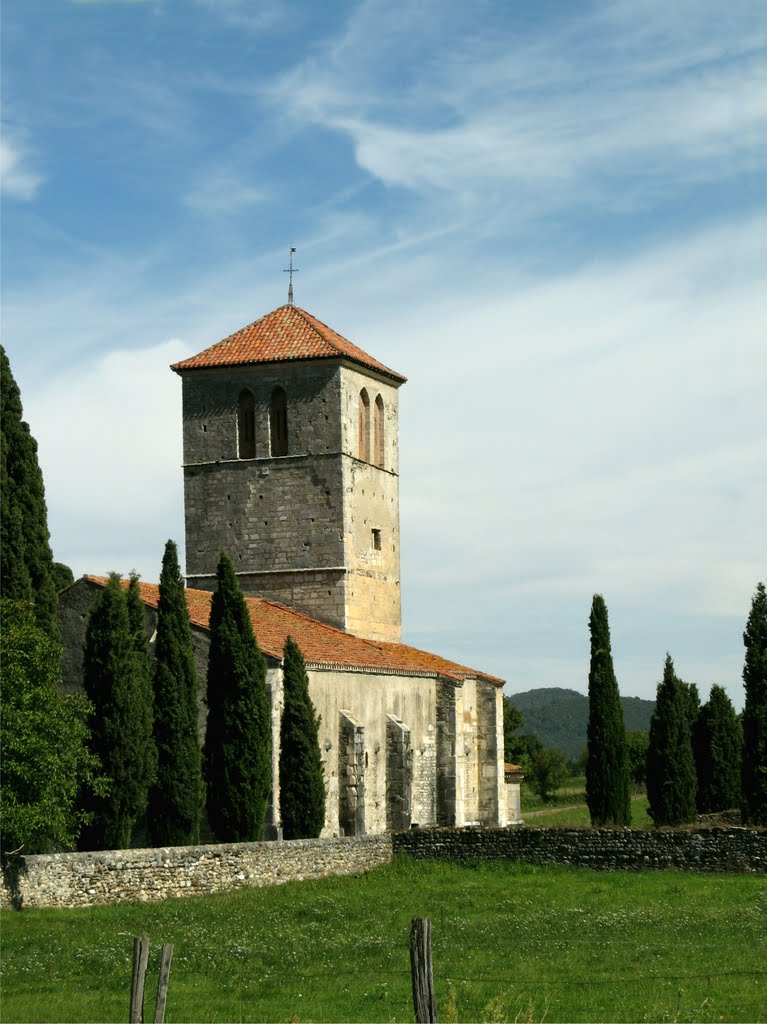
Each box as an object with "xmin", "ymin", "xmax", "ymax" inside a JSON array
[
  {"xmin": 279, "ymin": 637, "xmax": 325, "ymax": 839},
  {"xmin": 741, "ymin": 582, "xmax": 767, "ymax": 825},
  {"xmin": 529, "ymin": 746, "xmax": 569, "ymax": 802},
  {"xmin": 626, "ymin": 730, "xmax": 650, "ymax": 790},
  {"xmin": 502, "ymin": 696, "xmax": 524, "ymax": 761},
  {"xmin": 148, "ymin": 541, "xmax": 203, "ymax": 846},
  {"xmin": 586, "ymin": 595, "xmax": 631, "ymax": 826},
  {"xmin": 693, "ymin": 685, "xmax": 742, "ymax": 813},
  {"xmin": 204, "ymin": 553, "xmax": 271, "ymax": 842},
  {"xmin": 0, "ymin": 600, "xmax": 104, "ymax": 854},
  {"xmin": 646, "ymin": 654, "xmax": 697, "ymax": 826}
]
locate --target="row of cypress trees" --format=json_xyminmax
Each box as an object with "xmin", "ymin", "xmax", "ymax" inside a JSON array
[
  {"xmin": 585, "ymin": 588, "xmax": 767, "ymax": 829},
  {"xmin": 79, "ymin": 549, "xmax": 325, "ymax": 850}
]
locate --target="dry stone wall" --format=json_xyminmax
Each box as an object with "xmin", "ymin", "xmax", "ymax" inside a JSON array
[
  {"xmin": 2, "ymin": 835, "xmax": 393, "ymax": 910},
  {"xmin": 393, "ymin": 826, "xmax": 767, "ymax": 873},
  {"xmin": 6, "ymin": 826, "xmax": 764, "ymax": 911}
]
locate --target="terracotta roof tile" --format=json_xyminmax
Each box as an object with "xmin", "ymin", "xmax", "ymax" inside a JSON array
[
  {"xmin": 170, "ymin": 304, "xmax": 406, "ymax": 384},
  {"xmin": 87, "ymin": 576, "xmax": 502, "ymax": 686}
]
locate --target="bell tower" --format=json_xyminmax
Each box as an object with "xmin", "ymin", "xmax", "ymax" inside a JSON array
[{"xmin": 171, "ymin": 304, "xmax": 406, "ymax": 643}]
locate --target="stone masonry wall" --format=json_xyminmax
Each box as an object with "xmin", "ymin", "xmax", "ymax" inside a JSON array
[
  {"xmin": 4, "ymin": 827, "xmax": 765, "ymax": 910},
  {"xmin": 2, "ymin": 836, "xmax": 393, "ymax": 910},
  {"xmin": 393, "ymin": 826, "xmax": 767, "ymax": 873}
]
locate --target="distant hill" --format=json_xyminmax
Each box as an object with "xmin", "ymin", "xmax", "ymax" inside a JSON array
[{"xmin": 507, "ymin": 687, "xmax": 655, "ymax": 760}]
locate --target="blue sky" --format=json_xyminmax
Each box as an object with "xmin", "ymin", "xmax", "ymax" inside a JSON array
[{"xmin": 2, "ymin": 0, "xmax": 765, "ymax": 708}]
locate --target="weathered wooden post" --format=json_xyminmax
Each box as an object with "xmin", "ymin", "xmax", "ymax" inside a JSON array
[
  {"xmin": 129, "ymin": 935, "xmax": 150, "ymax": 1023},
  {"xmin": 153, "ymin": 943, "xmax": 174, "ymax": 1023},
  {"xmin": 410, "ymin": 917, "xmax": 438, "ymax": 1023}
]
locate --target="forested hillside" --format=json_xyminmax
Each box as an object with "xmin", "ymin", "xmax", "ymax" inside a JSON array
[{"xmin": 507, "ymin": 687, "xmax": 654, "ymax": 759}]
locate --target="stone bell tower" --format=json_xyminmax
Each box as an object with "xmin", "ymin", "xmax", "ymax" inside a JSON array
[{"xmin": 171, "ymin": 304, "xmax": 406, "ymax": 643}]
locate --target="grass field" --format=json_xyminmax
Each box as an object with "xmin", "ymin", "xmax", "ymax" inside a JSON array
[
  {"xmin": 2, "ymin": 859, "xmax": 765, "ymax": 1023},
  {"xmin": 524, "ymin": 794, "xmax": 653, "ymax": 828}
]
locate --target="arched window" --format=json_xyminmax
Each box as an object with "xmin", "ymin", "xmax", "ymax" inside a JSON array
[
  {"xmin": 374, "ymin": 394, "xmax": 384, "ymax": 468},
  {"xmin": 237, "ymin": 389, "xmax": 256, "ymax": 459},
  {"xmin": 270, "ymin": 386, "xmax": 288, "ymax": 456},
  {"xmin": 358, "ymin": 388, "xmax": 370, "ymax": 461}
]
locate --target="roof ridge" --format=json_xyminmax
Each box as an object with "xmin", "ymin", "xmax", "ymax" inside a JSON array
[{"xmin": 80, "ymin": 575, "xmax": 503, "ymax": 685}]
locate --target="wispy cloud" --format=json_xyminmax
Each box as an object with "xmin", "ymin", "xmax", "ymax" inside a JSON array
[
  {"xmin": 270, "ymin": 0, "xmax": 767, "ymax": 209},
  {"xmin": 192, "ymin": 0, "xmax": 286, "ymax": 33},
  {"xmin": 184, "ymin": 171, "xmax": 268, "ymax": 215},
  {"xmin": 0, "ymin": 135, "xmax": 43, "ymax": 199}
]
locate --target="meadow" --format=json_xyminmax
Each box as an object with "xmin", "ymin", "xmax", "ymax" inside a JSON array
[
  {"xmin": 524, "ymin": 794, "xmax": 653, "ymax": 828},
  {"xmin": 2, "ymin": 858, "xmax": 764, "ymax": 1023}
]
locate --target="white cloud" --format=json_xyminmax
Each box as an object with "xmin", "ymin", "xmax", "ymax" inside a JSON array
[
  {"xmin": 25, "ymin": 340, "xmax": 187, "ymax": 582},
  {"xmin": 0, "ymin": 136, "xmax": 43, "ymax": 199}
]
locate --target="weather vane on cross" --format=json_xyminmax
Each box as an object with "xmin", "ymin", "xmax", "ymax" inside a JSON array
[{"xmin": 284, "ymin": 247, "xmax": 299, "ymax": 305}]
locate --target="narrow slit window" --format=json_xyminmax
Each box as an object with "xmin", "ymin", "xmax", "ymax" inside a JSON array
[
  {"xmin": 238, "ymin": 389, "xmax": 256, "ymax": 459},
  {"xmin": 374, "ymin": 394, "xmax": 384, "ymax": 468},
  {"xmin": 270, "ymin": 386, "xmax": 288, "ymax": 456},
  {"xmin": 358, "ymin": 388, "xmax": 370, "ymax": 461},
  {"xmin": 372, "ymin": 528, "xmax": 382, "ymax": 551}
]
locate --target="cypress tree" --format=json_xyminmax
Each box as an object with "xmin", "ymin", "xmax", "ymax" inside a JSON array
[
  {"xmin": 279, "ymin": 636, "xmax": 325, "ymax": 839},
  {"xmin": 126, "ymin": 573, "xmax": 157, "ymax": 824},
  {"xmin": 646, "ymin": 654, "xmax": 697, "ymax": 826},
  {"xmin": 78, "ymin": 574, "xmax": 154, "ymax": 850},
  {"xmin": 693, "ymin": 685, "xmax": 742, "ymax": 813},
  {"xmin": 585, "ymin": 594, "xmax": 630, "ymax": 826},
  {"xmin": 0, "ymin": 346, "xmax": 58, "ymax": 638},
  {"xmin": 204, "ymin": 553, "xmax": 271, "ymax": 842},
  {"xmin": 148, "ymin": 541, "xmax": 203, "ymax": 846},
  {"xmin": 741, "ymin": 581, "xmax": 767, "ymax": 825}
]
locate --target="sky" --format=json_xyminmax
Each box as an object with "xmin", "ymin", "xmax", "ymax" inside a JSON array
[{"xmin": 2, "ymin": 0, "xmax": 765, "ymax": 709}]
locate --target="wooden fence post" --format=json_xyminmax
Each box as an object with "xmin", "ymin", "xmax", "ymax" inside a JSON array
[
  {"xmin": 153, "ymin": 943, "xmax": 174, "ymax": 1023},
  {"xmin": 129, "ymin": 935, "xmax": 150, "ymax": 1023},
  {"xmin": 410, "ymin": 917, "xmax": 438, "ymax": 1023}
]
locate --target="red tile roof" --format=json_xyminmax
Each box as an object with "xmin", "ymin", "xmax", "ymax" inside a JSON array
[
  {"xmin": 86, "ymin": 576, "xmax": 502, "ymax": 686},
  {"xmin": 170, "ymin": 304, "xmax": 406, "ymax": 384}
]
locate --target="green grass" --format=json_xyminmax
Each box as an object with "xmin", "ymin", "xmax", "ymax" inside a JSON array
[
  {"xmin": 524, "ymin": 794, "xmax": 653, "ymax": 828},
  {"xmin": 2, "ymin": 859, "xmax": 764, "ymax": 1023}
]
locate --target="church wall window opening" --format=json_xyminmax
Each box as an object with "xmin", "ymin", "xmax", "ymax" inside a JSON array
[
  {"xmin": 270, "ymin": 386, "xmax": 288, "ymax": 456},
  {"xmin": 358, "ymin": 388, "xmax": 371, "ymax": 462},
  {"xmin": 374, "ymin": 394, "xmax": 384, "ymax": 468},
  {"xmin": 238, "ymin": 389, "xmax": 256, "ymax": 459}
]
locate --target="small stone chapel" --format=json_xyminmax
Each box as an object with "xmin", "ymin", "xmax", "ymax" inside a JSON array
[{"xmin": 59, "ymin": 302, "xmax": 522, "ymax": 837}]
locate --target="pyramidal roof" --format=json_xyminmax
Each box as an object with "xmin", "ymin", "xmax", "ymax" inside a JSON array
[
  {"xmin": 171, "ymin": 304, "xmax": 406, "ymax": 383},
  {"xmin": 86, "ymin": 576, "xmax": 502, "ymax": 686}
]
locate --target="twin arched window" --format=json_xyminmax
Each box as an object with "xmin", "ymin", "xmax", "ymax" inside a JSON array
[
  {"xmin": 237, "ymin": 386, "xmax": 289, "ymax": 459},
  {"xmin": 358, "ymin": 388, "xmax": 385, "ymax": 467}
]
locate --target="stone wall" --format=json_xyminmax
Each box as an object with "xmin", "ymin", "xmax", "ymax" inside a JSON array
[
  {"xmin": 5, "ymin": 826, "xmax": 765, "ymax": 910},
  {"xmin": 393, "ymin": 826, "xmax": 767, "ymax": 873},
  {"xmin": 2, "ymin": 835, "xmax": 393, "ymax": 910}
]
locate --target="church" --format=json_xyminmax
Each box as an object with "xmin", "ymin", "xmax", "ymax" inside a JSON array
[{"xmin": 59, "ymin": 302, "xmax": 522, "ymax": 837}]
